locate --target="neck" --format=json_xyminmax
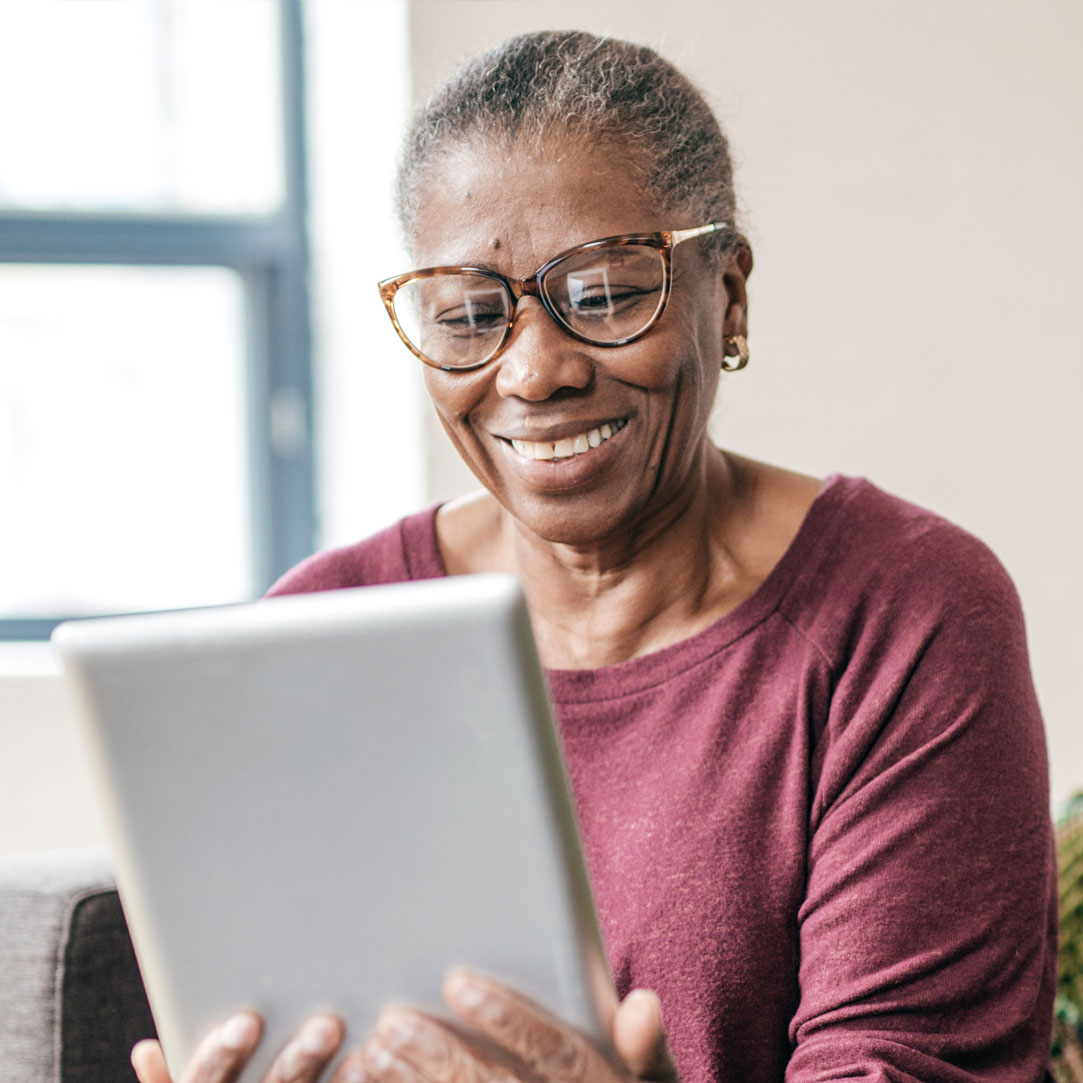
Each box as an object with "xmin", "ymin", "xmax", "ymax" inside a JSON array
[{"xmin": 500, "ymin": 444, "xmax": 747, "ymax": 668}]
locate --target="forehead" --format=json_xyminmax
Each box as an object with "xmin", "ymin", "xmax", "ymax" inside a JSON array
[{"xmin": 409, "ymin": 137, "xmax": 667, "ymax": 272}]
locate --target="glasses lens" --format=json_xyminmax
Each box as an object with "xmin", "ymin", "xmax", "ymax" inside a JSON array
[
  {"xmin": 392, "ymin": 273, "xmax": 510, "ymax": 369},
  {"xmin": 543, "ymin": 244, "xmax": 666, "ymax": 344}
]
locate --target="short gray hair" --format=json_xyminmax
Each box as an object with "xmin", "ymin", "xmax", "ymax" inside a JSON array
[{"xmin": 395, "ymin": 30, "xmax": 740, "ymax": 264}]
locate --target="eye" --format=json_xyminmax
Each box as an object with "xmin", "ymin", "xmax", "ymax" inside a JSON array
[
  {"xmin": 432, "ymin": 303, "xmax": 506, "ymax": 337},
  {"xmin": 553, "ymin": 250, "xmax": 665, "ymax": 324},
  {"xmin": 570, "ymin": 284, "xmax": 655, "ymax": 317},
  {"xmin": 426, "ymin": 282, "xmax": 510, "ymax": 337}
]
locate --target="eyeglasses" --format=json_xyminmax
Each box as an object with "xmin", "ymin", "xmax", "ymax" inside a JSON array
[{"xmin": 377, "ymin": 221, "xmax": 728, "ymax": 371}]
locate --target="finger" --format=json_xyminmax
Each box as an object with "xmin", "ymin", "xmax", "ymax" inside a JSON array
[
  {"xmin": 443, "ymin": 971, "xmax": 593, "ymax": 1083},
  {"xmin": 329, "ymin": 1049, "xmax": 368, "ymax": 1083},
  {"xmin": 363, "ymin": 1033, "xmax": 446, "ymax": 1083},
  {"xmin": 612, "ymin": 991, "xmax": 677, "ymax": 1083},
  {"xmin": 265, "ymin": 1014, "xmax": 345, "ymax": 1083},
  {"xmin": 372, "ymin": 1012, "xmax": 490, "ymax": 1083},
  {"xmin": 132, "ymin": 1039, "xmax": 173, "ymax": 1083},
  {"xmin": 173, "ymin": 1012, "xmax": 263, "ymax": 1083}
]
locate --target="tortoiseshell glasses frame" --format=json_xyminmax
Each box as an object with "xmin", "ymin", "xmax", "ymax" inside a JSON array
[{"xmin": 377, "ymin": 221, "xmax": 728, "ymax": 372}]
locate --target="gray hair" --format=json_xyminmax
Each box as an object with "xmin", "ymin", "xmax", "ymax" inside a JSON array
[{"xmin": 394, "ymin": 30, "xmax": 740, "ymax": 264}]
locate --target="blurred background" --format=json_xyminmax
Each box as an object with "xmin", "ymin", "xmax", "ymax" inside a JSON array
[{"xmin": 1, "ymin": 0, "xmax": 1080, "ymax": 850}]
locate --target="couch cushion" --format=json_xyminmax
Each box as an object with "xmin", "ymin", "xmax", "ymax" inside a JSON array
[{"xmin": 0, "ymin": 849, "xmax": 155, "ymax": 1083}]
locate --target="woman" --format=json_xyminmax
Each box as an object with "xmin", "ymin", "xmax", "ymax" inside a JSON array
[{"xmin": 134, "ymin": 30, "xmax": 1056, "ymax": 1083}]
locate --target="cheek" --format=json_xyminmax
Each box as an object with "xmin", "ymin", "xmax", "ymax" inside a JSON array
[
  {"xmin": 422, "ymin": 369, "xmax": 489, "ymax": 427},
  {"xmin": 668, "ymin": 306, "xmax": 724, "ymax": 408},
  {"xmin": 615, "ymin": 325, "xmax": 720, "ymax": 409}
]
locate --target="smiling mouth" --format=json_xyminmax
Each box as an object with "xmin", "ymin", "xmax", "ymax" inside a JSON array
[{"xmin": 508, "ymin": 419, "xmax": 628, "ymax": 461}]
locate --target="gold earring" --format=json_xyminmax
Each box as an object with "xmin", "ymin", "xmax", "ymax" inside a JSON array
[{"xmin": 722, "ymin": 334, "xmax": 749, "ymax": 372}]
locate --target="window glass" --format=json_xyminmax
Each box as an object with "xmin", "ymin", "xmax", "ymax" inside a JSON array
[
  {"xmin": 0, "ymin": 265, "xmax": 252, "ymax": 617},
  {"xmin": 0, "ymin": 1, "xmax": 283, "ymax": 214}
]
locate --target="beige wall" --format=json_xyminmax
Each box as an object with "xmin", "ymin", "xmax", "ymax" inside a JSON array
[
  {"xmin": 410, "ymin": 0, "xmax": 1083, "ymax": 803},
  {"xmin": 0, "ymin": 667, "xmax": 106, "ymax": 855}
]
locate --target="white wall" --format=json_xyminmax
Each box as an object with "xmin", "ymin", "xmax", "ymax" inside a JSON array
[{"xmin": 408, "ymin": 0, "xmax": 1083, "ymax": 804}]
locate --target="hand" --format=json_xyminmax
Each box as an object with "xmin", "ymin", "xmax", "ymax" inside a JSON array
[
  {"xmin": 131, "ymin": 1011, "xmax": 346, "ymax": 1083},
  {"xmin": 351, "ymin": 971, "xmax": 678, "ymax": 1083},
  {"xmin": 129, "ymin": 974, "xmax": 675, "ymax": 1083}
]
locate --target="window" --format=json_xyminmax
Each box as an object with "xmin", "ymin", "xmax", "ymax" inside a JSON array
[{"xmin": 0, "ymin": 0, "xmax": 315, "ymax": 638}]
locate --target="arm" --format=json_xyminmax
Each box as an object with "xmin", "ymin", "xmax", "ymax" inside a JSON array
[{"xmin": 788, "ymin": 528, "xmax": 1057, "ymax": 1081}]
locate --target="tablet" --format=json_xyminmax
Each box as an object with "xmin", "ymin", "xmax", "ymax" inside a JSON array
[{"xmin": 52, "ymin": 574, "xmax": 616, "ymax": 1082}]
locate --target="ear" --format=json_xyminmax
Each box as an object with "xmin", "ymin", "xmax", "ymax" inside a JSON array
[{"xmin": 721, "ymin": 241, "xmax": 753, "ymax": 339}]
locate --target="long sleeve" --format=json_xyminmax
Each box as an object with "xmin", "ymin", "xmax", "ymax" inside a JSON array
[{"xmin": 786, "ymin": 514, "xmax": 1057, "ymax": 1082}]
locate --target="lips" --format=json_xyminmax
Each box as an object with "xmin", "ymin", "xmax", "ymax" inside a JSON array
[{"xmin": 508, "ymin": 418, "xmax": 628, "ymax": 462}]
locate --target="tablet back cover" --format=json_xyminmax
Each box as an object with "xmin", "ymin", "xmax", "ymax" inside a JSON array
[{"xmin": 53, "ymin": 575, "xmax": 614, "ymax": 1081}]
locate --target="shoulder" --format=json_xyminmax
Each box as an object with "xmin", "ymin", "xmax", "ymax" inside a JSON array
[
  {"xmin": 780, "ymin": 475, "xmax": 1025, "ymax": 671},
  {"xmin": 265, "ymin": 504, "xmax": 446, "ymax": 597}
]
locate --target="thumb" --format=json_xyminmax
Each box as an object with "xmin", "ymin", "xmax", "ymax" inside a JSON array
[
  {"xmin": 612, "ymin": 989, "xmax": 679, "ymax": 1082},
  {"xmin": 131, "ymin": 1039, "xmax": 173, "ymax": 1083}
]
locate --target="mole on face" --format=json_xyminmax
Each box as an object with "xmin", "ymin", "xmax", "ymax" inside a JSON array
[{"xmin": 489, "ymin": 237, "xmax": 501, "ymax": 250}]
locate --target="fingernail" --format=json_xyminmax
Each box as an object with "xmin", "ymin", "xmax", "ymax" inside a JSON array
[
  {"xmin": 364, "ymin": 1042, "xmax": 395, "ymax": 1072},
  {"xmin": 221, "ymin": 1013, "xmax": 260, "ymax": 1051},
  {"xmin": 626, "ymin": 989, "xmax": 660, "ymax": 1011},
  {"xmin": 130, "ymin": 1039, "xmax": 159, "ymax": 1073},
  {"xmin": 378, "ymin": 1013, "xmax": 415, "ymax": 1048},
  {"xmin": 339, "ymin": 1054, "xmax": 367, "ymax": 1083},
  {"xmin": 383, "ymin": 1013, "xmax": 449, "ymax": 1060},
  {"xmin": 446, "ymin": 971, "xmax": 486, "ymax": 1010},
  {"xmin": 299, "ymin": 1016, "xmax": 341, "ymax": 1056}
]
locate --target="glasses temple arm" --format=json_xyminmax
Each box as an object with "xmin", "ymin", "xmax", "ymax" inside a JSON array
[{"xmin": 670, "ymin": 221, "xmax": 728, "ymax": 246}]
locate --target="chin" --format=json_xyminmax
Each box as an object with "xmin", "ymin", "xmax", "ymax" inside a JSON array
[{"xmin": 502, "ymin": 491, "xmax": 643, "ymax": 549}]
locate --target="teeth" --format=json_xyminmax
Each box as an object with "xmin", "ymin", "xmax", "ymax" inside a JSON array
[{"xmin": 510, "ymin": 419, "xmax": 626, "ymax": 461}]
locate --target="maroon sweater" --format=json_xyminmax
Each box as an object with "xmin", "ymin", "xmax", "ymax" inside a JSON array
[{"xmin": 270, "ymin": 475, "xmax": 1057, "ymax": 1083}]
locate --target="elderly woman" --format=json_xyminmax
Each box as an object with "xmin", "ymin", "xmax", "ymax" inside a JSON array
[{"xmin": 133, "ymin": 30, "xmax": 1056, "ymax": 1083}]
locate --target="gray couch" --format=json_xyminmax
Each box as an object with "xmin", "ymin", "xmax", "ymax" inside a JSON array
[{"xmin": 0, "ymin": 849, "xmax": 155, "ymax": 1083}]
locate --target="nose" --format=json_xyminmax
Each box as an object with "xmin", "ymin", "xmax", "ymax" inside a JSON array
[{"xmin": 493, "ymin": 298, "xmax": 594, "ymax": 401}]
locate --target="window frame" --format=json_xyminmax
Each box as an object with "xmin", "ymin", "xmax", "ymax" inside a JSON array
[{"xmin": 0, "ymin": 0, "xmax": 315, "ymax": 641}]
